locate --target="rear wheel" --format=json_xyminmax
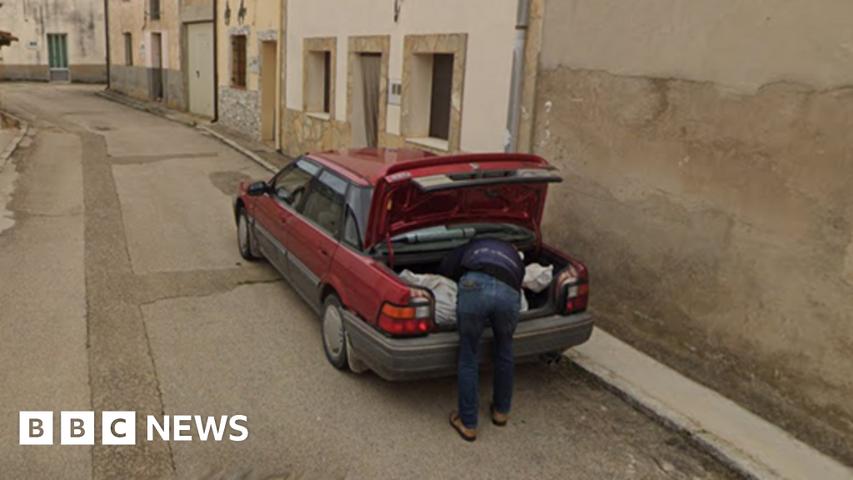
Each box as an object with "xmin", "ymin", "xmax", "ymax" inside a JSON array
[
  {"xmin": 322, "ymin": 295, "xmax": 349, "ymax": 370},
  {"xmin": 237, "ymin": 208, "xmax": 260, "ymax": 261}
]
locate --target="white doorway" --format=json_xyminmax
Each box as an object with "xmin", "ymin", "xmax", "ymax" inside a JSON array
[{"xmin": 187, "ymin": 22, "xmax": 215, "ymax": 118}]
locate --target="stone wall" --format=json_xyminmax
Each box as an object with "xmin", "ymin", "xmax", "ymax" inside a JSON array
[
  {"xmin": 281, "ymin": 109, "xmax": 349, "ymax": 158},
  {"xmin": 279, "ymin": 107, "xmax": 443, "ymax": 159},
  {"xmin": 110, "ymin": 65, "xmax": 149, "ymax": 100},
  {"xmin": 110, "ymin": 65, "xmax": 186, "ymax": 110},
  {"xmin": 163, "ymin": 69, "xmax": 186, "ymax": 111},
  {"xmin": 218, "ymin": 87, "xmax": 261, "ymax": 139},
  {"xmin": 69, "ymin": 65, "xmax": 108, "ymax": 83},
  {"xmin": 0, "ymin": 65, "xmax": 49, "ymax": 82},
  {"xmin": 534, "ymin": 0, "xmax": 853, "ymax": 464},
  {"xmin": 0, "ymin": 64, "xmax": 105, "ymax": 83}
]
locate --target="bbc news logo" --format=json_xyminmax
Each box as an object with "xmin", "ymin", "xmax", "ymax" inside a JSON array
[{"xmin": 19, "ymin": 411, "xmax": 249, "ymax": 445}]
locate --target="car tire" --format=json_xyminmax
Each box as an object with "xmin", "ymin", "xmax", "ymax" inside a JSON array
[
  {"xmin": 321, "ymin": 294, "xmax": 349, "ymax": 370},
  {"xmin": 237, "ymin": 208, "xmax": 260, "ymax": 261}
]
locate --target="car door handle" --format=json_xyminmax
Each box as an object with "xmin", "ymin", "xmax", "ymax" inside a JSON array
[
  {"xmin": 319, "ymin": 248, "xmax": 329, "ymax": 257},
  {"xmin": 278, "ymin": 214, "xmax": 288, "ymax": 223}
]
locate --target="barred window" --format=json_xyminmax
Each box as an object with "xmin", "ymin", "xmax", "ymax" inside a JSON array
[{"xmin": 231, "ymin": 35, "xmax": 247, "ymax": 88}]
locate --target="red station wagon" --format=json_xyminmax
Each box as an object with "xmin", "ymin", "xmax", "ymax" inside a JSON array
[{"xmin": 234, "ymin": 148, "xmax": 593, "ymax": 380}]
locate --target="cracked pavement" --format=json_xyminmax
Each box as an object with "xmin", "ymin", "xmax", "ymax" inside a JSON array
[{"xmin": 0, "ymin": 84, "xmax": 739, "ymax": 480}]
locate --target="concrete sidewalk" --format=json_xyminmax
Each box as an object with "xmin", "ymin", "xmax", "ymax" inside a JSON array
[
  {"xmin": 95, "ymin": 88, "xmax": 292, "ymax": 174},
  {"xmin": 566, "ymin": 328, "xmax": 853, "ymax": 480}
]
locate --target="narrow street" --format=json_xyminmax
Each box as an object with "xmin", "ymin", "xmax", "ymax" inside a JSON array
[{"xmin": 0, "ymin": 83, "xmax": 737, "ymax": 479}]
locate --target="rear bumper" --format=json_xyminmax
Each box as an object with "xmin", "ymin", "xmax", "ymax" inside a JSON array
[{"xmin": 342, "ymin": 310, "xmax": 594, "ymax": 381}]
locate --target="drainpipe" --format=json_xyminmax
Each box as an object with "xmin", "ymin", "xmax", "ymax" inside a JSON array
[
  {"xmin": 104, "ymin": 0, "xmax": 111, "ymax": 89},
  {"xmin": 505, "ymin": 0, "xmax": 530, "ymax": 153},
  {"xmin": 275, "ymin": 0, "xmax": 285, "ymax": 151},
  {"xmin": 213, "ymin": 0, "xmax": 219, "ymax": 122}
]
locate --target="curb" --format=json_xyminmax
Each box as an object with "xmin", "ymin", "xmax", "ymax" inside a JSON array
[
  {"xmin": 0, "ymin": 111, "xmax": 30, "ymax": 170},
  {"xmin": 564, "ymin": 329, "xmax": 853, "ymax": 480},
  {"xmin": 568, "ymin": 351, "xmax": 768, "ymax": 480},
  {"xmin": 197, "ymin": 125, "xmax": 278, "ymax": 174},
  {"xmin": 94, "ymin": 89, "xmax": 199, "ymax": 128},
  {"xmin": 95, "ymin": 89, "xmax": 278, "ymax": 175}
]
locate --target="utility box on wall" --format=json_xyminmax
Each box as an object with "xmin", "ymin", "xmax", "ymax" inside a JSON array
[{"xmin": 388, "ymin": 79, "xmax": 402, "ymax": 106}]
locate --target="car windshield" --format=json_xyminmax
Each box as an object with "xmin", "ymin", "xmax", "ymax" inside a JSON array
[{"xmin": 375, "ymin": 223, "xmax": 535, "ymax": 254}]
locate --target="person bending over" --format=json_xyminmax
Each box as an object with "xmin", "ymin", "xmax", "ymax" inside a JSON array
[{"xmin": 439, "ymin": 237, "xmax": 524, "ymax": 442}]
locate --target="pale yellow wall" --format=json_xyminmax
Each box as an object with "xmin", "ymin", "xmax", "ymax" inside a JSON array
[
  {"xmin": 216, "ymin": 0, "xmax": 282, "ymax": 92},
  {"xmin": 286, "ymin": 0, "xmax": 518, "ymax": 152},
  {"xmin": 0, "ymin": 0, "xmax": 105, "ymax": 66},
  {"xmin": 535, "ymin": 0, "xmax": 853, "ymax": 462},
  {"xmin": 108, "ymin": 0, "xmax": 181, "ymax": 69}
]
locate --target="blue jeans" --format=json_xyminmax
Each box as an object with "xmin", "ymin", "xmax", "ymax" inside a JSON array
[{"xmin": 457, "ymin": 271, "xmax": 521, "ymax": 429}]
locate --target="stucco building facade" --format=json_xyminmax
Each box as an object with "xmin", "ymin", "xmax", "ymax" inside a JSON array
[
  {"xmin": 530, "ymin": 0, "xmax": 853, "ymax": 463},
  {"xmin": 0, "ymin": 0, "xmax": 106, "ymax": 82},
  {"xmin": 107, "ymin": 0, "xmax": 215, "ymax": 116},
  {"xmin": 278, "ymin": 0, "xmax": 528, "ymax": 158},
  {"xmin": 215, "ymin": 0, "xmax": 283, "ymax": 143}
]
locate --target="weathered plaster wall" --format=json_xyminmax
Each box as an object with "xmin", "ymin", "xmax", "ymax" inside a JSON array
[
  {"xmin": 181, "ymin": 0, "xmax": 215, "ymax": 23},
  {"xmin": 215, "ymin": 0, "xmax": 282, "ymax": 139},
  {"xmin": 535, "ymin": 0, "xmax": 853, "ymax": 463},
  {"xmin": 0, "ymin": 0, "xmax": 105, "ymax": 82},
  {"xmin": 108, "ymin": 0, "xmax": 185, "ymax": 110}
]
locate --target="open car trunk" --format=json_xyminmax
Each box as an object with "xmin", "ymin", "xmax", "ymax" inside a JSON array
[
  {"xmin": 384, "ymin": 245, "xmax": 569, "ymax": 323},
  {"xmin": 365, "ymin": 154, "xmax": 567, "ymax": 329}
]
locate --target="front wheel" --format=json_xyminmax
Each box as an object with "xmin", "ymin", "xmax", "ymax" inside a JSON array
[
  {"xmin": 237, "ymin": 208, "xmax": 260, "ymax": 261},
  {"xmin": 321, "ymin": 295, "xmax": 349, "ymax": 370}
]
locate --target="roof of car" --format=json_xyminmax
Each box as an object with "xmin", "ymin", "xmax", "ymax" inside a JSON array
[{"xmin": 307, "ymin": 148, "xmax": 549, "ymax": 185}]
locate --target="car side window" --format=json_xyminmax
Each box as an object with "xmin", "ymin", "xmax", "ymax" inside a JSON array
[
  {"xmin": 300, "ymin": 171, "xmax": 347, "ymax": 238},
  {"xmin": 272, "ymin": 159, "xmax": 318, "ymax": 206},
  {"xmin": 342, "ymin": 208, "xmax": 361, "ymax": 250}
]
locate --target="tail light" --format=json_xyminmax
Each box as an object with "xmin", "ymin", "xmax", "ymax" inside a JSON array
[
  {"xmin": 377, "ymin": 288, "xmax": 434, "ymax": 337},
  {"xmin": 556, "ymin": 261, "xmax": 589, "ymax": 314}
]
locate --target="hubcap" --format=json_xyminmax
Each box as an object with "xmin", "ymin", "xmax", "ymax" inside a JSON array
[
  {"xmin": 323, "ymin": 305, "xmax": 345, "ymax": 358},
  {"xmin": 238, "ymin": 215, "xmax": 249, "ymax": 253}
]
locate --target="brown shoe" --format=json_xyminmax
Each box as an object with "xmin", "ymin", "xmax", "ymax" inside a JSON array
[
  {"xmin": 449, "ymin": 411, "xmax": 477, "ymax": 442},
  {"xmin": 490, "ymin": 404, "xmax": 509, "ymax": 427}
]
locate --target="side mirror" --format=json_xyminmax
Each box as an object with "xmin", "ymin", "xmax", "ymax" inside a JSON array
[{"xmin": 247, "ymin": 181, "xmax": 268, "ymax": 196}]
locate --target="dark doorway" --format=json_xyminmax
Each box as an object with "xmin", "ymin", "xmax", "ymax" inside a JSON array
[
  {"xmin": 150, "ymin": 33, "xmax": 163, "ymax": 100},
  {"xmin": 429, "ymin": 53, "xmax": 453, "ymax": 140},
  {"xmin": 356, "ymin": 53, "xmax": 381, "ymax": 148}
]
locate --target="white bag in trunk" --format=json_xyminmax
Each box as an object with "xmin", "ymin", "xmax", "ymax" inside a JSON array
[
  {"xmin": 523, "ymin": 263, "xmax": 554, "ymax": 293},
  {"xmin": 399, "ymin": 270, "xmax": 458, "ymax": 327}
]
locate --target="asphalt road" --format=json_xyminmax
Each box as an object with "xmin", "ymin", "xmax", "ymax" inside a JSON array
[{"xmin": 0, "ymin": 84, "xmax": 738, "ymax": 480}]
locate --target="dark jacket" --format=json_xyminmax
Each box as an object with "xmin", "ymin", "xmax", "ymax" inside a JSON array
[{"xmin": 438, "ymin": 238, "xmax": 524, "ymax": 290}]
